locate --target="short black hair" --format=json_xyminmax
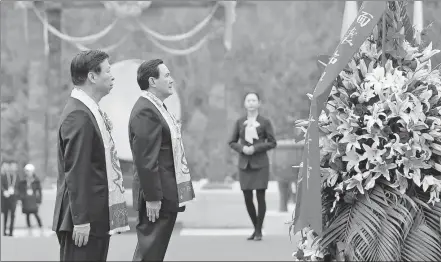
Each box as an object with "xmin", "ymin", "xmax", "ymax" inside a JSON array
[
  {"xmin": 243, "ymin": 91, "xmax": 261, "ymax": 101},
  {"xmin": 137, "ymin": 59, "xmax": 164, "ymax": 91},
  {"xmin": 70, "ymin": 50, "xmax": 110, "ymax": 86}
]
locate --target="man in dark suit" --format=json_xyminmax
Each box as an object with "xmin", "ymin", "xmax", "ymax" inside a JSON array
[
  {"xmin": 1, "ymin": 161, "xmax": 19, "ymax": 236},
  {"xmin": 52, "ymin": 50, "xmax": 126, "ymax": 261},
  {"xmin": 129, "ymin": 59, "xmax": 193, "ymax": 261}
]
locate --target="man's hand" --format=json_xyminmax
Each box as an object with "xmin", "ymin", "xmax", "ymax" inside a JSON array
[
  {"xmin": 72, "ymin": 223, "xmax": 90, "ymax": 247},
  {"xmin": 146, "ymin": 201, "xmax": 161, "ymax": 222}
]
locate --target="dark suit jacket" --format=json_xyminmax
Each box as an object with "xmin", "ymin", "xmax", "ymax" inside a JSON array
[
  {"xmin": 228, "ymin": 115, "xmax": 277, "ymax": 169},
  {"xmin": 1, "ymin": 173, "xmax": 19, "ymax": 197},
  {"xmin": 52, "ymin": 97, "xmax": 110, "ymax": 237},
  {"xmin": 129, "ymin": 97, "xmax": 185, "ymax": 213},
  {"xmin": 18, "ymin": 178, "xmax": 42, "ymax": 213},
  {"xmin": 1, "ymin": 172, "xmax": 19, "ymax": 212}
]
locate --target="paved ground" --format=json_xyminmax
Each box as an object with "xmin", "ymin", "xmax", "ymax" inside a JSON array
[
  {"xmin": 1, "ymin": 181, "xmax": 299, "ymax": 261},
  {"xmin": 5, "ymin": 181, "xmax": 296, "ymax": 233},
  {"xmin": 1, "ymin": 231, "xmax": 298, "ymax": 261}
]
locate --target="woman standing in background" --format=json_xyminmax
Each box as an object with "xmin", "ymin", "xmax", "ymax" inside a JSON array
[
  {"xmin": 228, "ymin": 92, "xmax": 277, "ymax": 241},
  {"xmin": 18, "ymin": 164, "xmax": 43, "ymax": 230}
]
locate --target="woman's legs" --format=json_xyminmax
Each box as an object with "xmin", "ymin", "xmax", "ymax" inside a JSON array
[
  {"xmin": 242, "ymin": 190, "xmax": 257, "ymax": 239},
  {"xmin": 255, "ymin": 189, "xmax": 267, "ymax": 240},
  {"xmin": 33, "ymin": 212, "xmax": 43, "ymax": 228},
  {"xmin": 26, "ymin": 213, "xmax": 32, "ymax": 228},
  {"xmin": 3, "ymin": 210, "xmax": 9, "ymax": 235}
]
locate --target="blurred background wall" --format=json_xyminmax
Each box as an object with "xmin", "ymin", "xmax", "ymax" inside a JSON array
[{"xmin": 1, "ymin": 1, "xmax": 440, "ymax": 185}]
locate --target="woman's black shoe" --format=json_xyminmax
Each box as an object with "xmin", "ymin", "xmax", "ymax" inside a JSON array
[
  {"xmin": 247, "ymin": 232, "xmax": 256, "ymax": 240},
  {"xmin": 254, "ymin": 232, "xmax": 262, "ymax": 241}
]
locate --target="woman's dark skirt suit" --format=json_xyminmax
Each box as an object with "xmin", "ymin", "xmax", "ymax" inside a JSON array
[
  {"xmin": 228, "ymin": 114, "xmax": 277, "ymax": 240},
  {"xmin": 228, "ymin": 115, "xmax": 277, "ymax": 190}
]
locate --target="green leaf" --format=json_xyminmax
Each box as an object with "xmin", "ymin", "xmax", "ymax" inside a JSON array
[{"xmin": 402, "ymin": 223, "xmax": 441, "ymax": 261}]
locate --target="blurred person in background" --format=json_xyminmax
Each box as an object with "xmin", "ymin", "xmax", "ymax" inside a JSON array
[
  {"xmin": 18, "ymin": 163, "xmax": 43, "ymax": 230},
  {"xmin": 228, "ymin": 92, "xmax": 277, "ymax": 241},
  {"xmin": 1, "ymin": 160, "xmax": 19, "ymax": 236}
]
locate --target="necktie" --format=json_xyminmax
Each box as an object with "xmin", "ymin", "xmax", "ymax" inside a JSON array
[{"xmin": 8, "ymin": 173, "xmax": 13, "ymax": 187}]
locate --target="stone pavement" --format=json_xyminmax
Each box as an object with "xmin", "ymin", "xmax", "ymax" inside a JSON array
[
  {"xmin": 1, "ymin": 180, "xmax": 300, "ymax": 261},
  {"xmin": 1, "ymin": 233, "xmax": 299, "ymax": 261},
  {"xmin": 4, "ymin": 180, "xmax": 296, "ymax": 236}
]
